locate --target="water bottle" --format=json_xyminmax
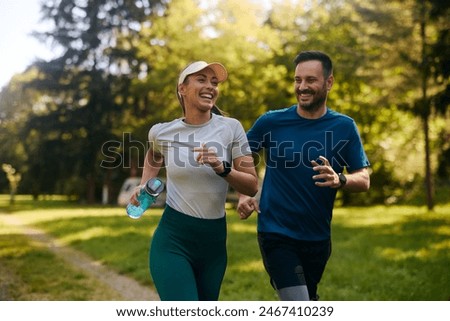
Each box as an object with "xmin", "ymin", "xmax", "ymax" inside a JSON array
[{"xmin": 126, "ymin": 177, "xmax": 165, "ymax": 219}]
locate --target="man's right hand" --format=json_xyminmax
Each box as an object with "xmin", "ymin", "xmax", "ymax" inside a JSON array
[{"xmin": 237, "ymin": 195, "xmax": 260, "ymax": 220}]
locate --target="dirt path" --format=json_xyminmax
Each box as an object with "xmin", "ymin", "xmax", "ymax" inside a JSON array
[{"xmin": 1, "ymin": 214, "xmax": 159, "ymax": 301}]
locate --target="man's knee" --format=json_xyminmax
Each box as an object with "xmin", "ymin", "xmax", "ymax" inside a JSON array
[{"xmin": 277, "ymin": 285, "xmax": 310, "ymax": 301}]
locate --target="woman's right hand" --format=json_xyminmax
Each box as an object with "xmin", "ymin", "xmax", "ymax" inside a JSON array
[{"xmin": 129, "ymin": 185, "xmax": 144, "ymax": 206}]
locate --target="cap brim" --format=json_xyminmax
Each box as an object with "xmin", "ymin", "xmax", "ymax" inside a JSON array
[
  {"xmin": 178, "ymin": 61, "xmax": 228, "ymax": 85},
  {"xmin": 205, "ymin": 63, "xmax": 228, "ymax": 83}
]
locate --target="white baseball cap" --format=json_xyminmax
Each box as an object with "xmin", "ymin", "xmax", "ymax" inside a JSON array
[{"xmin": 178, "ymin": 61, "xmax": 228, "ymax": 85}]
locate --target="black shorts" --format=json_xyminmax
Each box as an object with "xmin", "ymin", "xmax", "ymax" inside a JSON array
[{"xmin": 258, "ymin": 232, "xmax": 332, "ymax": 300}]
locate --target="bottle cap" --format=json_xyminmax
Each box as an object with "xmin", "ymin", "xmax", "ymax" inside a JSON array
[{"xmin": 144, "ymin": 177, "xmax": 165, "ymax": 196}]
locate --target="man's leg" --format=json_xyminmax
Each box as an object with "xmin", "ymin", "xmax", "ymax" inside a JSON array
[
  {"xmin": 298, "ymin": 239, "xmax": 332, "ymax": 300},
  {"xmin": 258, "ymin": 233, "xmax": 310, "ymax": 301},
  {"xmin": 277, "ymin": 265, "xmax": 310, "ymax": 300}
]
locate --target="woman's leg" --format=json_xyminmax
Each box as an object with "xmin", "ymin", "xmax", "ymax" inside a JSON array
[
  {"xmin": 195, "ymin": 236, "xmax": 227, "ymax": 301},
  {"xmin": 149, "ymin": 206, "xmax": 227, "ymax": 301},
  {"xmin": 149, "ymin": 225, "xmax": 199, "ymax": 300}
]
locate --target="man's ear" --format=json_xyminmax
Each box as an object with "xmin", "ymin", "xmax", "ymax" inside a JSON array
[{"xmin": 326, "ymin": 75, "xmax": 334, "ymax": 91}]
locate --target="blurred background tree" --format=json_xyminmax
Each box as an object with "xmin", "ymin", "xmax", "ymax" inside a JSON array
[
  {"xmin": 3, "ymin": 0, "xmax": 167, "ymax": 203},
  {"xmin": 0, "ymin": 0, "xmax": 448, "ymax": 207}
]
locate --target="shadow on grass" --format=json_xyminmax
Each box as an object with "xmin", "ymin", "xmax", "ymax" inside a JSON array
[
  {"xmin": 0, "ymin": 197, "xmax": 86, "ymax": 213},
  {"xmin": 323, "ymin": 214, "xmax": 450, "ymax": 300},
  {"xmin": 4, "ymin": 201, "xmax": 449, "ymax": 301},
  {"xmin": 31, "ymin": 214, "xmax": 160, "ymax": 287},
  {"xmin": 0, "ymin": 233, "xmax": 122, "ymax": 300}
]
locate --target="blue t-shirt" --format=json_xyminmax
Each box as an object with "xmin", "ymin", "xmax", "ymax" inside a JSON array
[{"xmin": 247, "ymin": 105, "xmax": 370, "ymax": 241}]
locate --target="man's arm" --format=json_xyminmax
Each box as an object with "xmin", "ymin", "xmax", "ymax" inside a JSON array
[
  {"xmin": 312, "ymin": 156, "xmax": 370, "ymax": 192},
  {"xmin": 340, "ymin": 167, "xmax": 370, "ymax": 192}
]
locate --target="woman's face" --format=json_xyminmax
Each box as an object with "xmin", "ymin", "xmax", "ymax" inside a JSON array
[{"xmin": 178, "ymin": 67, "xmax": 219, "ymax": 113}]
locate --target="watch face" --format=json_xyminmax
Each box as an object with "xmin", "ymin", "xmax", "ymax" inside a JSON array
[
  {"xmin": 223, "ymin": 161, "xmax": 232, "ymax": 175},
  {"xmin": 217, "ymin": 161, "xmax": 232, "ymax": 177}
]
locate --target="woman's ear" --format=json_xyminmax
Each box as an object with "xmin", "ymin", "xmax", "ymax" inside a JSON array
[{"xmin": 178, "ymin": 84, "xmax": 186, "ymax": 96}]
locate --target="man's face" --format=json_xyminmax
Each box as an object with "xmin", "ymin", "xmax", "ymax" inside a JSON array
[{"xmin": 294, "ymin": 60, "xmax": 333, "ymax": 112}]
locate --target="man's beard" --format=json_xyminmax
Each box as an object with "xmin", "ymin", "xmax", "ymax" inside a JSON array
[{"xmin": 297, "ymin": 85, "xmax": 328, "ymax": 112}]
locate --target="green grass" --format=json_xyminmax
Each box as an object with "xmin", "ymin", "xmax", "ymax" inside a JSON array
[
  {"xmin": 1, "ymin": 195, "xmax": 449, "ymax": 300},
  {"xmin": 322, "ymin": 206, "xmax": 450, "ymax": 300},
  {"xmin": 0, "ymin": 215, "xmax": 125, "ymax": 300}
]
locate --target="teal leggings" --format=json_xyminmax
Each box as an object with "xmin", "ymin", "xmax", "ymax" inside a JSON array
[{"xmin": 149, "ymin": 206, "xmax": 227, "ymax": 301}]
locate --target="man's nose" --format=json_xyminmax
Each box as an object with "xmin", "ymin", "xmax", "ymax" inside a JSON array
[{"xmin": 297, "ymin": 81, "xmax": 307, "ymax": 90}]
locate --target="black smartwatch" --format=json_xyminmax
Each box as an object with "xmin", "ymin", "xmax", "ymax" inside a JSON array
[
  {"xmin": 216, "ymin": 161, "xmax": 232, "ymax": 177},
  {"xmin": 338, "ymin": 173, "xmax": 347, "ymax": 188}
]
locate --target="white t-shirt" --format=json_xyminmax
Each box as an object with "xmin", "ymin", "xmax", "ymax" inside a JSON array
[{"xmin": 148, "ymin": 114, "xmax": 251, "ymax": 219}]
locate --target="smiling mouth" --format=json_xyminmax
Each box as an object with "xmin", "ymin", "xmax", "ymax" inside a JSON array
[
  {"xmin": 200, "ymin": 94, "xmax": 214, "ymax": 100},
  {"xmin": 298, "ymin": 93, "xmax": 313, "ymax": 101}
]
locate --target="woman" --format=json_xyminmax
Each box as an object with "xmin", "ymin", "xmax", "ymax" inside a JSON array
[{"xmin": 130, "ymin": 61, "xmax": 258, "ymax": 300}]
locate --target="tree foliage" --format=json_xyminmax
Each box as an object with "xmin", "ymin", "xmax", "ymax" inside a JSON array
[
  {"xmin": 0, "ymin": 0, "xmax": 448, "ymax": 205},
  {"xmin": 17, "ymin": 0, "xmax": 165, "ymax": 202}
]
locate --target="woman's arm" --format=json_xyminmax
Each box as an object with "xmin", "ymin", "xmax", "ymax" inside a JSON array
[
  {"xmin": 194, "ymin": 145, "xmax": 258, "ymax": 197},
  {"xmin": 129, "ymin": 148, "xmax": 164, "ymax": 205},
  {"xmin": 222, "ymin": 155, "xmax": 258, "ymax": 197},
  {"xmin": 140, "ymin": 148, "xmax": 164, "ymax": 184}
]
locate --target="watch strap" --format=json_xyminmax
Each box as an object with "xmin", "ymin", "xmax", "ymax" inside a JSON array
[
  {"xmin": 338, "ymin": 173, "xmax": 347, "ymax": 188},
  {"xmin": 216, "ymin": 161, "xmax": 232, "ymax": 177}
]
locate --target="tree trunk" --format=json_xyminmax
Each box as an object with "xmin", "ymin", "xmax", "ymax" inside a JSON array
[
  {"xmin": 87, "ymin": 174, "xmax": 96, "ymax": 204},
  {"xmin": 420, "ymin": 0, "xmax": 433, "ymax": 211},
  {"xmin": 423, "ymin": 116, "xmax": 434, "ymax": 210}
]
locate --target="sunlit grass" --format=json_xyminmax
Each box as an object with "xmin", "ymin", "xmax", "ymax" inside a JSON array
[
  {"xmin": 321, "ymin": 205, "xmax": 450, "ymax": 300},
  {"xmin": 1, "ymin": 196, "xmax": 449, "ymax": 300},
  {"xmin": 0, "ymin": 214, "xmax": 126, "ymax": 300}
]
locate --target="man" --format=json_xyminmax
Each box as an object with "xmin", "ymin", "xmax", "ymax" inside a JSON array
[{"xmin": 238, "ymin": 50, "xmax": 370, "ymax": 300}]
